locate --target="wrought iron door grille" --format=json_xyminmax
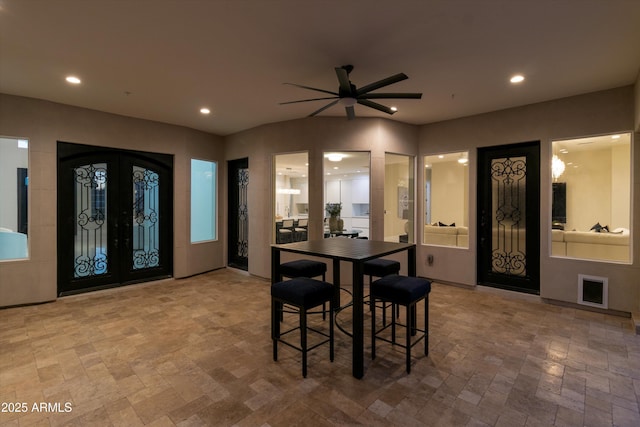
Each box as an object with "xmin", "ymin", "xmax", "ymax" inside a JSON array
[
  {"xmin": 132, "ymin": 166, "xmax": 160, "ymax": 269},
  {"xmin": 237, "ymin": 168, "xmax": 249, "ymax": 258},
  {"xmin": 73, "ymin": 163, "xmax": 108, "ymax": 278},
  {"xmin": 490, "ymin": 157, "xmax": 527, "ymax": 277}
]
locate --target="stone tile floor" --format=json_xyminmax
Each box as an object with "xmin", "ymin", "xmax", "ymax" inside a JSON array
[{"xmin": 1, "ymin": 269, "xmax": 639, "ymax": 426}]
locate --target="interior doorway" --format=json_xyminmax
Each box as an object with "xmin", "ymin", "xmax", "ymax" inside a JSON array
[
  {"xmin": 477, "ymin": 141, "xmax": 540, "ymax": 294},
  {"xmin": 57, "ymin": 142, "xmax": 173, "ymax": 295}
]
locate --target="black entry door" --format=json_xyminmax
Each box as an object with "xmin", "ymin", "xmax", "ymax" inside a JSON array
[
  {"xmin": 228, "ymin": 158, "xmax": 248, "ymax": 270},
  {"xmin": 57, "ymin": 142, "xmax": 173, "ymax": 295},
  {"xmin": 477, "ymin": 141, "xmax": 540, "ymax": 294}
]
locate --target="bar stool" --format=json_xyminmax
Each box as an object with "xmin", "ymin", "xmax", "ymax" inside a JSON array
[
  {"xmin": 363, "ymin": 259, "xmax": 400, "ymax": 324},
  {"xmin": 370, "ymin": 275, "xmax": 431, "ymax": 374},
  {"xmin": 280, "ymin": 260, "xmax": 330, "ymax": 319},
  {"xmin": 271, "ymin": 278, "xmax": 335, "ymax": 377}
]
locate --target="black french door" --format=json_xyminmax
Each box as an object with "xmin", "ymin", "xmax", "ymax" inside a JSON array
[
  {"xmin": 57, "ymin": 142, "xmax": 173, "ymax": 296},
  {"xmin": 228, "ymin": 158, "xmax": 248, "ymax": 270},
  {"xmin": 477, "ymin": 141, "xmax": 540, "ymax": 294}
]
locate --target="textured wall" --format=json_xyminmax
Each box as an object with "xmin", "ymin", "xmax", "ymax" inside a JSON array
[
  {"xmin": 0, "ymin": 94, "xmax": 225, "ymax": 307},
  {"xmin": 418, "ymin": 86, "xmax": 639, "ymax": 312}
]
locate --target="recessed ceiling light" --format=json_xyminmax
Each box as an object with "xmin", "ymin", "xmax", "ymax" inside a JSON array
[
  {"xmin": 65, "ymin": 76, "xmax": 81, "ymax": 84},
  {"xmin": 611, "ymin": 135, "xmax": 621, "ymax": 139},
  {"xmin": 333, "ymin": 166, "xmax": 339, "ymax": 170},
  {"xmin": 510, "ymin": 75, "xmax": 525, "ymax": 84},
  {"xmin": 390, "ymin": 106, "xmax": 398, "ymax": 112},
  {"xmin": 326, "ymin": 153, "xmax": 344, "ymax": 162},
  {"xmin": 200, "ymin": 108, "xmax": 210, "ymax": 114},
  {"xmin": 438, "ymin": 155, "xmax": 444, "ymax": 159}
]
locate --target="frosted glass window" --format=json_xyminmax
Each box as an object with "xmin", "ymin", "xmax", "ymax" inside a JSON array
[
  {"xmin": 0, "ymin": 137, "xmax": 29, "ymax": 261},
  {"xmin": 191, "ymin": 159, "xmax": 217, "ymax": 243}
]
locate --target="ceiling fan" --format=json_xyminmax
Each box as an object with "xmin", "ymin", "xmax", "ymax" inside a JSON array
[{"xmin": 280, "ymin": 65, "xmax": 422, "ymax": 120}]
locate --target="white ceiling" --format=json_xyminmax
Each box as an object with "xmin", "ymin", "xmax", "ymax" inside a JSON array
[{"xmin": 1, "ymin": 0, "xmax": 639, "ymax": 136}]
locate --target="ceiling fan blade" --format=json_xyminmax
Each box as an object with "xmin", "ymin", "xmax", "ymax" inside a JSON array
[
  {"xmin": 359, "ymin": 93, "xmax": 422, "ymax": 99},
  {"xmin": 335, "ymin": 67, "xmax": 352, "ymax": 93},
  {"xmin": 346, "ymin": 105, "xmax": 356, "ymax": 120},
  {"xmin": 357, "ymin": 99, "xmax": 396, "ymax": 115},
  {"xmin": 308, "ymin": 99, "xmax": 339, "ymax": 117},
  {"xmin": 356, "ymin": 73, "xmax": 408, "ymax": 95},
  {"xmin": 280, "ymin": 96, "xmax": 338, "ymax": 105},
  {"xmin": 284, "ymin": 82, "xmax": 338, "ymax": 96}
]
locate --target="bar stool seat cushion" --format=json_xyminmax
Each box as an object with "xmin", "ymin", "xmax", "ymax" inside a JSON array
[
  {"xmin": 371, "ymin": 275, "xmax": 431, "ymax": 305},
  {"xmin": 280, "ymin": 260, "xmax": 327, "ymax": 278},
  {"xmin": 363, "ymin": 259, "xmax": 400, "ymax": 277},
  {"xmin": 272, "ymin": 278, "xmax": 333, "ymax": 309}
]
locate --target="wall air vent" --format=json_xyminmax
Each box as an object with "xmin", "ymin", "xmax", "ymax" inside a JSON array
[{"xmin": 578, "ymin": 274, "xmax": 608, "ymax": 309}]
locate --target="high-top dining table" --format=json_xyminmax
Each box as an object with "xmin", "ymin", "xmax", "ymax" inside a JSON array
[{"xmin": 271, "ymin": 238, "xmax": 416, "ymax": 379}]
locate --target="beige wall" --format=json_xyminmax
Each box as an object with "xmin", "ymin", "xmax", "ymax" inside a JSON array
[
  {"xmin": 635, "ymin": 72, "xmax": 640, "ymax": 131},
  {"xmin": 418, "ymin": 86, "xmax": 639, "ymax": 312},
  {"xmin": 2, "ymin": 84, "xmax": 638, "ymax": 313},
  {"xmin": 0, "ymin": 94, "xmax": 225, "ymax": 307},
  {"xmin": 225, "ymin": 117, "xmax": 419, "ymax": 282}
]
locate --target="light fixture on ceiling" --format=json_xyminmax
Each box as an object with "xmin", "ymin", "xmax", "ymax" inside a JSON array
[
  {"xmin": 65, "ymin": 76, "xmax": 81, "ymax": 84},
  {"xmin": 390, "ymin": 106, "xmax": 398, "ymax": 112},
  {"xmin": 510, "ymin": 74, "xmax": 525, "ymax": 84},
  {"xmin": 552, "ymin": 155, "xmax": 565, "ymax": 181},
  {"xmin": 200, "ymin": 107, "xmax": 210, "ymax": 114},
  {"xmin": 339, "ymin": 97, "xmax": 357, "ymax": 107},
  {"xmin": 276, "ymin": 188, "xmax": 301, "ymax": 195},
  {"xmin": 326, "ymin": 153, "xmax": 344, "ymax": 162},
  {"xmin": 611, "ymin": 134, "xmax": 621, "ymax": 139},
  {"xmin": 457, "ymin": 154, "xmax": 468, "ymax": 164}
]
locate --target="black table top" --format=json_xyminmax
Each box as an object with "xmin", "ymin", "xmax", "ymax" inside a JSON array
[{"xmin": 273, "ymin": 238, "xmax": 415, "ymax": 262}]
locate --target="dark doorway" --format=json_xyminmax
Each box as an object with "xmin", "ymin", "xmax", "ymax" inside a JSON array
[
  {"xmin": 57, "ymin": 142, "xmax": 173, "ymax": 296},
  {"xmin": 477, "ymin": 141, "xmax": 540, "ymax": 294},
  {"xmin": 228, "ymin": 158, "xmax": 248, "ymax": 270},
  {"xmin": 17, "ymin": 168, "xmax": 28, "ymax": 235}
]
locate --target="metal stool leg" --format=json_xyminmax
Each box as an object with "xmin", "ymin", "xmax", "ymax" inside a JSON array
[
  {"xmin": 301, "ymin": 306, "xmax": 307, "ymax": 378},
  {"xmin": 406, "ymin": 302, "xmax": 412, "ymax": 373},
  {"xmin": 371, "ymin": 295, "xmax": 376, "ymax": 360}
]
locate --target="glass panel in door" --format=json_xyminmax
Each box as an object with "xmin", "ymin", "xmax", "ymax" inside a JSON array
[
  {"xmin": 73, "ymin": 163, "xmax": 108, "ymax": 278},
  {"xmin": 132, "ymin": 166, "xmax": 160, "ymax": 270},
  {"xmin": 491, "ymin": 156, "xmax": 526, "ymax": 276}
]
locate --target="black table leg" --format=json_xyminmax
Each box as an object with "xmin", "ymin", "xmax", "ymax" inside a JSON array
[
  {"xmin": 408, "ymin": 246, "xmax": 416, "ymax": 277},
  {"xmin": 408, "ymin": 246, "xmax": 417, "ymax": 334},
  {"xmin": 332, "ymin": 258, "xmax": 341, "ymax": 309},
  {"xmin": 271, "ymin": 246, "xmax": 281, "ymax": 284},
  {"xmin": 352, "ymin": 260, "xmax": 364, "ymax": 379}
]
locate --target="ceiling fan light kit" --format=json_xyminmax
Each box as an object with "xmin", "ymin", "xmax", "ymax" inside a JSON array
[{"xmin": 281, "ymin": 65, "xmax": 422, "ymax": 120}]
